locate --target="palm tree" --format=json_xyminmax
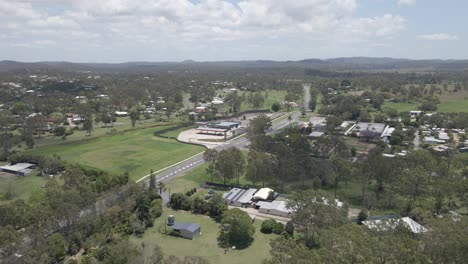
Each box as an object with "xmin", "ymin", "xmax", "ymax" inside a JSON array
[{"xmin": 157, "ymin": 181, "xmax": 167, "ymax": 195}]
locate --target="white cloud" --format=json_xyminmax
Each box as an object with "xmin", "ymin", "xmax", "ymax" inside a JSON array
[
  {"xmin": 418, "ymin": 33, "xmax": 459, "ymax": 41},
  {"xmin": 398, "ymin": 0, "xmax": 416, "ymax": 6},
  {"xmin": 0, "ymin": 0, "xmax": 409, "ymax": 61}
]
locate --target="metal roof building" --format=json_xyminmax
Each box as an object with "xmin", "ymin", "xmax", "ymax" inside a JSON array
[
  {"xmin": 0, "ymin": 163, "xmax": 35, "ymax": 176},
  {"xmin": 222, "ymin": 188, "xmax": 257, "ymax": 207},
  {"xmin": 170, "ymin": 222, "xmax": 201, "ymax": 240},
  {"xmin": 257, "ymin": 200, "xmax": 294, "ymax": 218}
]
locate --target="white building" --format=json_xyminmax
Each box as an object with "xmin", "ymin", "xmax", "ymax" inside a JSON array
[
  {"xmin": 252, "ymin": 188, "xmax": 274, "ymax": 201},
  {"xmin": 363, "ymin": 217, "xmax": 427, "ymax": 234},
  {"xmin": 257, "ymin": 200, "xmax": 294, "ymax": 218}
]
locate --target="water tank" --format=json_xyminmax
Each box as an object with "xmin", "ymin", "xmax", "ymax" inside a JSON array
[{"xmin": 167, "ymin": 215, "xmax": 175, "ymax": 226}]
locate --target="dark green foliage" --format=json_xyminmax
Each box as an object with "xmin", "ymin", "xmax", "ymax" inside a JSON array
[
  {"xmin": 220, "ymin": 208, "xmax": 255, "ymax": 249},
  {"xmin": 170, "ymin": 193, "xmax": 192, "ymax": 211},
  {"xmin": 357, "ymin": 210, "xmax": 368, "ymax": 225},
  {"xmin": 285, "ymin": 221, "xmax": 294, "ymax": 236},
  {"xmin": 271, "ymin": 102, "xmax": 281, "ymax": 112},
  {"xmin": 261, "ymin": 219, "xmax": 276, "ymax": 234},
  {"xmin": 273, "ymin": 222, "xmax": 284, "ymax": 234}
]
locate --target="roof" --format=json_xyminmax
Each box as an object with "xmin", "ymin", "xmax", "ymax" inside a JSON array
[
  {"xmin": 308, "ymin": 131, "xmax": 324, "ymax": 138},
  {"xmin": 438, "ymin": 132, "xmax": 450, "ymax": 141},
  {"xmin": 257, "ymin": 200, "xmax": 294, "ymax": 214},
  {"xmin": 171, "ymin": 222, "xmax": 200, "ymax": 233},
  {"xmin": 354, "ymin": 122, "xmax": 387, "ymax": 134},
  {"xmin": 222, "ymin": 188, "xmax": 257, "ymax": 204},
  {"xmin": 363, "ymin": 217, "xmax": 427, "ymax": 234},
  {"xmin": 217, "ymin": 121, "xmax": 240, "ymax": 127},
  {"xmin": 0, "ymin": 163, "xmax": 35, "ymax": 172},
  {"xmin": 253, "ymin": 188, "xmax": 274, "ymax": 200},
  {"xmin": 196, "ymin": 127, "xmax": 229, "ymax": 133}
]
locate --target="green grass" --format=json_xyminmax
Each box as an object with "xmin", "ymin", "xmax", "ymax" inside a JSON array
[
  {"xmin": 437, "ymin": 99, "xmax": 468, "ymax": 113},
  {"xmin": 27, "ymin": 127, "xmax": 205, "ymax": 181},
  {"xmin": 0, "ymin": 175, "xmax": 51, "ymax": 204},
  {"xmin": 382, "ymin": 102, "xmax": 420, "ymax": 112},
  {"xmin": 131, "ymin": 208, "xmax": 275, "ymax": 264}
]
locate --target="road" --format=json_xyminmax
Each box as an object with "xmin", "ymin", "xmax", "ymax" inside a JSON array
[{"xmin": 139, "ymin": 112, "xmax": 300, "ymax": 193}]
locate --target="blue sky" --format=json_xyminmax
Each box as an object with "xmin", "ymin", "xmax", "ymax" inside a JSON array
[{"xmin": 0, "ymin": 0, "xmax": 465, "ymax": 62}]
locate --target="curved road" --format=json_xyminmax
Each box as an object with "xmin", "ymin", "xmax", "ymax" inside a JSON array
[{"xmin": 138, "ymin": 112, "xmax": 300, "ymax": 200}]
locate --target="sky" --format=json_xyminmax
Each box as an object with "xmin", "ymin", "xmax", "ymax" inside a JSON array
[{"xmin": 0, "ymin": 0, "xmax": 466, "ymax": 62}]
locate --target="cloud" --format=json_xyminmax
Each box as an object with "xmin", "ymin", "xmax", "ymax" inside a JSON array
[
  {"xmin": 398, "ymin": 0, "xmax": 416, "ymax": 6},
  {"xmin": 0, "ymin": 0, "xmax": 409, "ymax": 61},
  {"xmin": 418, "ymin": 33, "xmax": 459, "ymax": 41}
]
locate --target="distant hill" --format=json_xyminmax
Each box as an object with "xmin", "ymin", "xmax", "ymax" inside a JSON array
[{"xmin": 1, "ymin": 57, "xmax": 468, "ymax": 73}]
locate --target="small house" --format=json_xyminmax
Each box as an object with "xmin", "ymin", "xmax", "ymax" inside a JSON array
[
  {"xmin": 222, "ymin": 188, "xmax": 257, "ymax": 207},
  {"xmin": 0, "ymin": 163, "xmax": 36, "ymax": 176},
  {"xmin": 170, "ymin": 222, "xmax": 201, "ymax": 240},
  {"xmin": 256, "ymin": 200, "xmax": 294, "ymax": 218}
]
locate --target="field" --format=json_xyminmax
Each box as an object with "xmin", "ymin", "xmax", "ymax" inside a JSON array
[
  {"xmin": 0, "ymin": 174, "xmax": 52, "ymax": 204},
  {"xmin": 131, "ymin": 208, "xmax": 276, "ymax": 264},
  {"xmin": 382, "ymin": 102, "xmax": 420, "ymax": 112},
  {"xmin": 437, "ymin": 99, "xmax": 468, "ymax": 113},
  {"xmin": 27, "ymin": 126, "xmax": 205, "ymax": 181}
]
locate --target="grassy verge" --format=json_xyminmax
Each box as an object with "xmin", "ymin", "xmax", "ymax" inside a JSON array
[{"xmin": 131, "ymin": 208, "xmax": 275, "ymax": 264}]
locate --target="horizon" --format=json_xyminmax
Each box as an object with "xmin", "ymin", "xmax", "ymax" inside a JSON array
[{"xmin": 2, "ymin": 56, "xmax": 468, "ymax": 65}]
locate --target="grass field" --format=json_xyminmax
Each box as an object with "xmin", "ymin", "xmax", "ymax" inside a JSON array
[
  {"xmin": 131, "ymin": 208, "xmax": 276, "ymax": 264},
  {"xmin": 382, "ymin": 102, "xmax": 420, "ymax": 112},
  {"xmin": 0, "ymin": 175, "xmax": 51, "ymax": 204},
  {"xmin": 27, "ymin": 126, "xmax": 205, "ymax": 181},
  {"xmin": 437, "ymin": 99, "xmax": 468, "ymax": 113}
]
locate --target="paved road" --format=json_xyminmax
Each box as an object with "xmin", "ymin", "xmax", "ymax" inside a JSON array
[
  {"xmin": 141, "ymin": 112, "xmax": 300, "ymax": 194},
  {"xmin": 413, "ymin": 131, "xmax": 420, "ymax": 150}
]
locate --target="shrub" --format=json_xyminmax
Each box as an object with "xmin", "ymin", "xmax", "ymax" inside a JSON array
[
  {"xmin": 273, "ymin": 222, "xmax": 284, "ymax": 234},
  {"xmin": 357, "ymin": 210, "xmax": 368, "ymax": 225},
  {"xmin": 261, "ymin": 219, "xmax": 276, "ymax": 234},
  {"xmin": 285, "ymin": 221, "xmax": 294, "ymax": 236}
]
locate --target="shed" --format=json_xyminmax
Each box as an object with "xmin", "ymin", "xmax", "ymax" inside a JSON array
[
  {"xmin": 170, "ymin": 222, "xmax": 201, "ymax": 239},
  {"xmin": 222, "ymin": 188, "xmax": 257, "ymax": 207},
  {"xmin": 252, "ymin": 188, "xmax": 274, "ymax": 201},
  {"xmin": 257, "ymin": 200, "xmax": 294, "ymax": 218},
  {"xmin": 0, "ymin": 163, "xmax": 36, "ymax": 176}
]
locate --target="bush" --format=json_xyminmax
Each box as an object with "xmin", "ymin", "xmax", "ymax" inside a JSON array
[
  {"xmin": 261, "ymin": 219, "xmax": 276, "ymax": 234},
  {"xmin": 273, "ymin": 222, "xmax": 284, "ymax": 234},
  {"xmin": 285, "ymin": 221, "xmax": 294, "ymax": 236},
  {"xmin": 170, "ymin": 193, "xmax": 192, "ymax": 211},
  {"xmin": 357, "ymin": 210, "xmax": 368, "ymax": 225}
]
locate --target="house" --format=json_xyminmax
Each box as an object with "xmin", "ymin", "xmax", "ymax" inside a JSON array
[
  {"xmin": 438, "ymin": 132, "xmax": 450, "ymax": 141},
  {"xmin": 195, "ymin": 106, "xmax": 207, "ymax": 113},
  {"xmin": 257, "ymin": 200, "xmax": 294, "ymax": 218},
  {"xmin": 308, "ymin": 131, "xmax": 325, "ymax": 138},
  {"xmin": 170, "ymin": 222, "xmax": 201, "ymax": 239},
  {"xmin": 410, "ymin": 111, "xmax": 423, "ymax": 118},
  {"xmin": 222, "ymin": 188, "xmax": 257, "ymax": 207},
  {"xmin": 345, "ymin": 122, "xmax": 388, "ymax": 139},
  {"xmin": 0, "ymin": 163, "xmax": 36, "ymax": 176},
  {"xmin": 252, "ymin": 187, "xmax": 275, "ymax": 201},
  {"xmin": 363, "ymin": 216, "xmax": 427, "ymax": 234},
  {"xmin": 75, "ymin": 96, "xmax": 87, "ymax": 104}
]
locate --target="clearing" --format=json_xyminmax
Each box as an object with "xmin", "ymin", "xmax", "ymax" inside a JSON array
[
  {"xmin": 131, "ymin": 208, "xmax": 276, "ymax": 264},
  {"xmin": 27, "ymin": 126, "xmax": 205, "ymax": 181}
]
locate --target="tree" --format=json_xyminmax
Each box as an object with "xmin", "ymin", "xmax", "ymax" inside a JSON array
[
  {"xmin": 149, "ymin": 169, "xmax": 156, "ymax": 191},
  {"xmin": 288, "ymin": 190, "xmax": 347, "ymax": 248},
  {"xmin": 261, "ymin": 219, "xmax": 277, "ymax": 234},
  {"xmin": 285, "ymin": 221, "xmax": 295, "ymax": 236},
  {"xmin": 215, "ymin": 147, "xmax": 243, "ymax": 185},
  {"xmin": 25, "ymin": 113, "xmax": 47, "ymax": 138},
  {"xmin": 0, "ymin": 225, "xmax": 19, "ymax": 258},
  {"xmin": 219, "ymin": 208, "xmax": 255, "ymax": 249},
  {"xmin": 247, "ymin": 114, "xmax": 272, "ymax": 138},
  {"xmin": 157, "ymin": 181, "xmax": 166, "ymax": 195},
  {"xmin": 203, "ymin": 149, "xmax": 218, "ymax": 182},
  {"xmin": 271, "ymin": 102, "xmax": 281, "ymax": 112},
  {"xmin": 83, "ymin": 115, "xmax": 93, "ymax": 136},
  {"xmin": 264, "ymin": 236, "xmax": 321, "ymax": 264},
  {"xmin": 246, "ymin": 150, "xmax": 274, "ymax": 187},
  {"xmin": 46, "ymin": 233, "xmax": 66, "ymax": 263},
  {"xmin": 318, "ymin": 224, "xmax": 374, "ymax": 263},
  {"xmin": 130, "ymin": 110, "xmax": 139, "ymax": 127}
]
